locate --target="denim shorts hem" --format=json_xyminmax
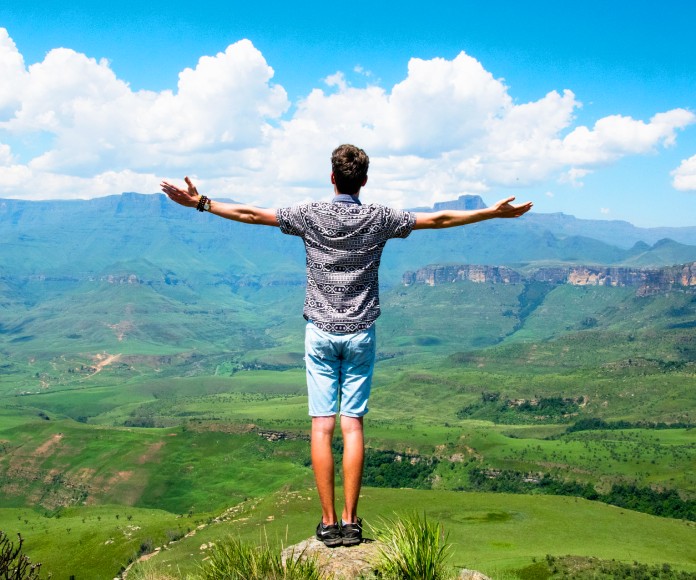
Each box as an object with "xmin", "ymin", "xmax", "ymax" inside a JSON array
[{"xmin": 339, "ymin": 410, "xmax": 368, "ymax": 418}]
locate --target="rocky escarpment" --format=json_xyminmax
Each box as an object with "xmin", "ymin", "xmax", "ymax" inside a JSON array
[{"xmin": 402, "ymin": 262, "xmax": 696, "ymax": 296}]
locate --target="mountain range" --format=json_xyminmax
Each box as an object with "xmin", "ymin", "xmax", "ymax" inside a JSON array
[{"xmin": 3, "ymin": 193, "xmax": 696, "ymax": 292}]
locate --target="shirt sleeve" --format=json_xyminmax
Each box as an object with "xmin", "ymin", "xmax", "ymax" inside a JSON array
[
  {"xmin": 384, "ymin": 208, "xmax": 417, "ymax": 239},
  {"xmin": 276, "ymin": 205, "xmax": 308, "ymax": 237}
]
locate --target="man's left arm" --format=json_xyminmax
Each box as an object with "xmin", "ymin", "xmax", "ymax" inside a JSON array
[
  {"xmin": 161, "ymin": 177, "xmax": 279, "ymax": 227},
  {"xmin": 413, "ymin": 196, "xmax": 532, "ymax": 230}
]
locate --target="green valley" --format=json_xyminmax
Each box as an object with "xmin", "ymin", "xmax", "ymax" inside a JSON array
[{"xmin": 1, "ymin": 194, "xmax": 696, "ymax": 578}]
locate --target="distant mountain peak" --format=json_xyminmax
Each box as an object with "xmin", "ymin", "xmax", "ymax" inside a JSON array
[
  {"xmin": 653, "ymin": 238, "xmax": 679, "ymax": 248},
  {"xmin": 433, "ymin": 195, "xmax": 487, "ymax": 211},
  {"xmin": 408, "ymin": 195, "xmax": 487, "ymax": 213}
]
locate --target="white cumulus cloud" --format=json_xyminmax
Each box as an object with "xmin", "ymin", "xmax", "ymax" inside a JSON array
[
  {"xmin": 0, "ymin": 32, "xmax": 288, "ymax": 198},
  {"xmin": 0, "ymin": 26, "xmax": 694, "ymax": 207},
  {"xmin": 672, "ymin": 154, "xmax": 696, "ymax": 191},
  {"xmin": 558, "ymin": 110, "xmax": 695, "ymax": 166},
  {"xmin": 0, "ymin": 141, "xmax": 13, "ymax": 165}
]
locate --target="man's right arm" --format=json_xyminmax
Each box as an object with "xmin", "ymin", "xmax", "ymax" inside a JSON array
[
  {"xmin": 207, "ymin": 201, "xmax": 279, "ymax": 226},
  {"xmin": 161, "ymin": 177, "xmax": 279, "ymax": 227},
  {"xmin": 413, "ymin": 196, "xmax": 533, "ymax": 230}
]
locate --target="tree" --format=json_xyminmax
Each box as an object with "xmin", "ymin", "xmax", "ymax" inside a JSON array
[{"xmin": 0, "ymin": 531, "xmax": 47, "ymax": 579}]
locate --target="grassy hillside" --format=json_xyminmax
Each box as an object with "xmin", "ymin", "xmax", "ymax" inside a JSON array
[
  {"xmin": 2, "ymin": 279, "xmax": 694, "ymax": 510},
  {"xmin": 13, "ymin": 487, "xmax": 692, "ymax": 579},
  {"xmin": 0, "ymin": 504, "xmax": 187, "ymax": 578},
  {"xmin": 0, "ymin": 412, "xmax": 312, "ymax": 514}
]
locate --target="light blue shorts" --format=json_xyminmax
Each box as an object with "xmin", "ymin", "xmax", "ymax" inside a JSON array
[{"xmin": 305, "ymin": 322, "xmax": 376, "ymax": 417}]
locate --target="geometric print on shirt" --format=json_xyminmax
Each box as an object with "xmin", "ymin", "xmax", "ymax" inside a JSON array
[{"xmin": 276, "ymin": 197, "xmax": 416, "ymax": 333}]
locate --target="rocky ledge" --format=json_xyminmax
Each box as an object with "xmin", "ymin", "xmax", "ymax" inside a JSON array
[
  {"xmin": 402, "ymin": 262, "xmax": 696, "ymax": 296},
  {"xmin": 281, "ymin": 537, "xmax": 491, "ymax": 580}
]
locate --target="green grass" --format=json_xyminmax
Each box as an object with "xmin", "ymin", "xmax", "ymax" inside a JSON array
[
  {"xmin": 448, "ymin": 427, "xmax": 696, "ymax": 494},
  {"xmin": 112, "ymin": 487, "xmax": 696, "ymax": 578},
  {"xmin": 372, "ymin": 512, "xmax": 453, "ymax": 579},
  {"xmin": 0, "ymin": 505, "xmax": 187, "ymax": 579},
  {"xmin": 5, "ymin": 409, "xmax": 693, "ymax": 576},
  {"xmin": 378, "ymin": 283, "xmax": 522, "ymax": 355},
  {"xmin": 194, "ymin": 535, "xmax": 323, "ymax": 580},
  {"xmin": 0, "ymin": 417, "xmax": 313, "ymax": 513},
  {"xmin": 2, "ymin": 267, "xmax": 696, "ymax": 577}
]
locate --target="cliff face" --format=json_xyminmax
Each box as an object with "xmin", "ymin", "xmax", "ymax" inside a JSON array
[
  {"xmin": 432, "ymin": 195, "xmax": 487, "ymax": 212},
  {"xmin": 402, "ymin": 262, "xmax": 696, "ymax": 295},
  {"xmin": 402, "ymin": 265, "xmax": 523, "ymax": 286}
]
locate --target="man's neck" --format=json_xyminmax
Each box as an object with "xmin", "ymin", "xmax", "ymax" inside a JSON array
[{"xmin": 332, "ymin": 192, "xmax": 361, "ymax": 205}]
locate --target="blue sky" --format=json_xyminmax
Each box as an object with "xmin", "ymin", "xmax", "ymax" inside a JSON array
[{"xmin": 1, "ymin": 0, "xmax": 695, "ymax": 227}]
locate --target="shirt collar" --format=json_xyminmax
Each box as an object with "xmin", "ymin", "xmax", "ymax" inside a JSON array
[{"xmin": 332, "ymin": 193, "xmax": 362, "ymax": 205}]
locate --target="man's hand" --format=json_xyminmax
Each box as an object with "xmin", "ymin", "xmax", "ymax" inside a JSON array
[
  {"xmin": 414, "ymin": 196, "xmax": 533, "ymax": 229},
  {"xmin": 160, "ymin": 176, "xmax": 279, "ymax": 226},
  {"xmin": 489, "ymin": 196, "xmax": 533, "ymax": 219},
  {"xmin": 160, "ymin": 177, "xmax": 201, "ymax": 208}
]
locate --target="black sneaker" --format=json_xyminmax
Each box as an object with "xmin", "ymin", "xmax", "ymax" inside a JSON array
[
  {"xmin": 316, "ymin": 520, "xmax": 343, "ymax": 548},
  {"xmin": 341, "ymin": 518, "xmax": 362, "ymax": 546}
]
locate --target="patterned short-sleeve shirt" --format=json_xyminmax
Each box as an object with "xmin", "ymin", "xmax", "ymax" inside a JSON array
[{"xmin": 276, "ymin": 196, "xmax": 416, "ymax": 333}]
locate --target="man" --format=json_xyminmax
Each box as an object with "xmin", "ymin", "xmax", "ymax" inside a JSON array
[{"xmin": 161, "ymin": 144, "xmax": 532, "ymax": 547}]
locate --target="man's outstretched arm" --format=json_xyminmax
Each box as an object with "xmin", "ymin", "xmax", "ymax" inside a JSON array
[
  {"xmin": 161, "ymin": 177, "xmax": 279, "ymax": 227},
  {"xmin": 413, "ymin": 196, "xmax": 533, "ymax": 230}
]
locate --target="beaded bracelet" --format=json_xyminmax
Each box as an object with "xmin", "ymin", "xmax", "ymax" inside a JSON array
[{"xmin": 196, "ymin": 195, "xmax": 210, "ymax": 212}]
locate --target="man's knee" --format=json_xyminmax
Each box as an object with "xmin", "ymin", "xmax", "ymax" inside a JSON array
[
  {"xmin": 340, "ymin": 415, "xmax": 364, "ymax": 436},
  {"xmin": 312, "ymin": 415, "xmax": 337, "ymax": 437}
]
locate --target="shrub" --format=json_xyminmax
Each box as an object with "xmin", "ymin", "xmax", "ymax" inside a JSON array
[
  {"xmin": 0, "ymin": 531, "xmax": 47, "ymax": 579},
  {"xmin": 372, "ymin": 512, "xmax": 453, "ymax": 580},
  {"xmin": 165, "ymin": 528, "xmax": 185, "ymax": 543},
  {"xmin": 138, "ymin": 538, "xmax": 156, "ymax": 557}
]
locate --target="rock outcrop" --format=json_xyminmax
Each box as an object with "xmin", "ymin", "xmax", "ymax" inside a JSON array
[
  {"xmin": 403, "ymin": 262, "xmax": 696, "ymax": 296},
  {"xmin": 281, "ymin": 537, "xmax": 382, "ymax": 579},
  {"xmin": 433, "ymin": 195, "xmax": 488, "ymax": 212},
  {"xmin": 459, "ymin": 570, "xmax": 493, "ymax": 580},
  {"xmin": 402, "ymin": 265, "xmax": 523, "ymax": 286},
  {"xmin": 281, "ymin": 537, "xmax": 492, "ymax": 580}
]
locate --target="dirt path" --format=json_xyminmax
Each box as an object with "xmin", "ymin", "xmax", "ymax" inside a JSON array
[
  {"xmin": 90, "ymin": 353, "xmax": 122, "ymax": 376},
  {"xmin": 34, "ymin": 433, "xmax": 64, "ymax": 456}
]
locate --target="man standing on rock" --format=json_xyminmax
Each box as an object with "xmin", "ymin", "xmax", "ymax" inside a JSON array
[{"xmin": 161, "ymin": 144, "xmax": 532, "ymax": 547}]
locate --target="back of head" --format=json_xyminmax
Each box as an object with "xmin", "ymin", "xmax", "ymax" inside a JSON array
[{"xmin": 331, "ymin": 144, "xmax": 369, "ymax": 195}]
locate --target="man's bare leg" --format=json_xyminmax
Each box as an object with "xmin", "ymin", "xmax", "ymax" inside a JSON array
[
  {"xmin": 311, "ymin": 415, "xmax": 337, "ymax": 525},
  {"xmin": 340, "ymin": 415, "xmax": 364, "ymax": 523}
]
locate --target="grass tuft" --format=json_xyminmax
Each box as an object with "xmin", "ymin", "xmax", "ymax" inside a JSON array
[
  {"xmin": 372, "ymin": 512, "xmax": 453, "ymax": 580},
  {"xmin": 196, "ymin": 536, "xmax": 323, "ymax": 580},
  {"xmin": 127, "ymin": 561, "xmax": 181, "ymax": 580}
]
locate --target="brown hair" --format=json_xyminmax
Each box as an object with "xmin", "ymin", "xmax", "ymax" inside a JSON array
[{"xmin": 331, "ymin": 144, "xmax": 369, "ymax": 195}]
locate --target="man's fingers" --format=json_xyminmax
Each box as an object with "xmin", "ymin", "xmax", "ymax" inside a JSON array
[
  {"xmin": 184, "ymin": 176, "xmax": 199, "ymax": 196},
  {"xmin": 495, "ymin": 198, "xmax": 533, "ymax": 218},
  {"xmin": 160, "ymin": 182, "xmax": 189, "ymax": 202},
  {"xmin": 161, "ymin": 178, "xmax": 196, "ymax": 198},
  {"xmin": 510, "ymin": 202, "xmax": 533, "ymax": 215}
]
